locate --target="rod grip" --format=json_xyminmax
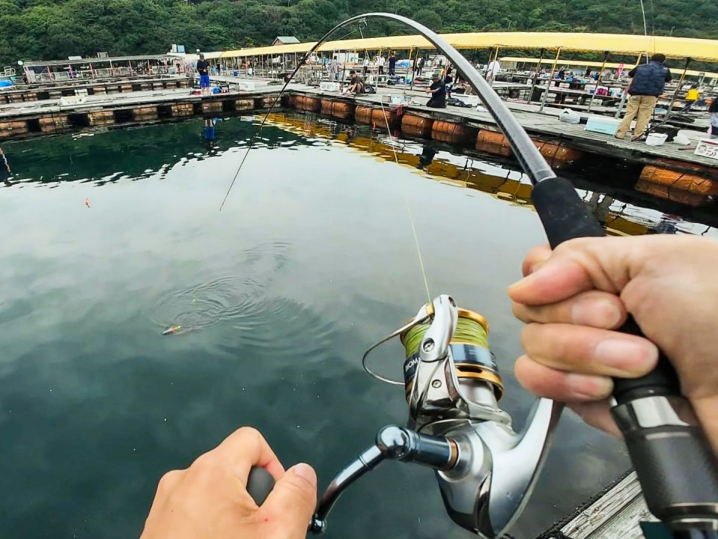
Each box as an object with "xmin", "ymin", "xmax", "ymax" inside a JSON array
[
  {"xmin": 622, "ymin": 425, "xmax": 718, "ymax": 522},
  {"xmin": 531, "ymin": 177, "xmax": 605, "ymax": 248},
  {"xmin": 247, "ymin": 466, "xmax": 275, "ymax": 506},
  {"xmin": 532, "ymin": 177, "xmax": 680, "ymax": 398}
]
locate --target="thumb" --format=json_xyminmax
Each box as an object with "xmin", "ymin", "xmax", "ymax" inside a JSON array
[{"xmin": 261, "ymin": 463, "xmax": 317, "ymax": 536}]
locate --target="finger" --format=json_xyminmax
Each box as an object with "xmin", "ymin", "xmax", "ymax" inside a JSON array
[
  {"xmin": 512, "ymin": 290, "xmax": 626, "ymax": 329},
  {"xmin": 155, "ymin": 469, "xmax": 183, "ymax": 499},
  {"xmin": 521, "ymin": 323, "xmax": 659, "ymax": 377},
  {"xmin": 515, "ymin": 355, "xmax": 613, "ymax": 401},
  {"xmin": 509, "ymin": 256, "xmax": 592, "ymax": 306},
  {"xmin": 521, "ymin": 244, "xmax": 552, "ymax": 277},
  {"xmin": 214, "ymin": 427, "xmax": 285, "ymax": 483},
  {"xmin": 509, "ymin": 236, "xmax": 682, "ymax": 307},
  {"xmin": 569, "ymin": 401, "xmax": 623, "ymax": 438},
  {"xmin": 260, "ymin": 463, "xmax": 318, "ymax": 538}
]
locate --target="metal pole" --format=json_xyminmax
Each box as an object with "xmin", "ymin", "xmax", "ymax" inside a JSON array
[
  {"xmin": 407, "ymin": 47, "xmax": 414, "ymax": 89},
  {"xmin": 411, "ymin": 47, "xmax": 417, "ymax": 91},
  {"xmin": 488, "ymin": 47, "xmax": 500, "ymax": 88},
  {"xmin": 539, "ymin": 48, "xmax": 561, "ymax": 112},
  {"xmin": 528, "ymin": 48, "xmax": 545, "ymax": 103},
  {"xmin": 665, "ymin": 57, "xmax": 691, "ymax": 114},
  {"xmin": 614, "ymin": 54, "xmax": 641, "ymax": 119},
  {"xmin": 587, "ymin": 51, "xmax": 609, "ymax": 113}
]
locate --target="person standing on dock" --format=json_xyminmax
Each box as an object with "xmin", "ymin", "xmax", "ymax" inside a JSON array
[
  {"xmin": 388, "ymin": 51, "xmax": 397, "ymax": 77},
  {"xmin": 710, "ymin": 99, "xmax": 718, "ymax": 139},
  {"xmin": 615, "ymin": 53, "xmax": 672, "ymax": 141},
  {"xmin": 681, "ymin": 84, "xmax": 700, "ymax": 112},
  {"xmin": 377, "ymin": 54, "xmax": 385, "ymax": 75},
  {"xmin": 196, "ymin": 54, "xmax": 211, "ymax": 95},
  {"xmin": 426, "ymin": 72, "xmax": 447, "ymax": 108}
]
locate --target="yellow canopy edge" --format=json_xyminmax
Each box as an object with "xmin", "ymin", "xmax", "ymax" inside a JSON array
[
  {"xmin": 500, "ymin": 56, "xmax": 718, "ymax": 79},
  {"xmin": 213, "ymin": 32, "xmax": 718, "ymax": 63}
]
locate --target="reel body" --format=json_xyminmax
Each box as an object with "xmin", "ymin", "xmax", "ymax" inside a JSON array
[{"xmin": 311, "ymin": 294, "xmax": 562, "ymax": 538}]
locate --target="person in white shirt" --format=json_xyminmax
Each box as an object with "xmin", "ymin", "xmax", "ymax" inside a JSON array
[
  {"xmin": 486, "ymin": 59, "xmax": 501, "ymax": 82},
  {"xmin": 377, "ymin": 55, "xmax": 386, "ymax": 75}
]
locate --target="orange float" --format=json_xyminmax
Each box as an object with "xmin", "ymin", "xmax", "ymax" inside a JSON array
[
  {"xmin": 295, "ymin": 96, "xmax": 321, "ymax": 112},
  {"xmin": 0, "ymin": 120, "xmax": 29, "ymax": 137},
  {"xmin": 320, "ymin": 100, "xmax": 355, "ymax": 120},
  {"xmin": 635, "ymin": 160, "xmax": 718, "ymax": 207},
  {"xmin": 476, "ymin": 130, "xmax": 512, "ymax": 157},
  {"xmin": 235, "ymin": 99, "xmax": 255, "ymax": 111},
  {"xmin": 371, "ymin": 108, "xmax": 396, "ymax": 128},
  {"xmin": 431, "ymin": 121, "xmax": 476, "ymax": 146},
  {"xmin": 355, "ymin": 106, "xmax": 373, "ymax": 124},
  {"xmin": 401, "ymin": 114, "xmax": 433, "ymax": 138},
  {"xmin": 532, "ymin": 139, "xmax": 583, "ymax": 169}
]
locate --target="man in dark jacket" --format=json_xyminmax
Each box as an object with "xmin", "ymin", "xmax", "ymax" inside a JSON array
[
  {"xmin": 615, "ymin": 53, "xmax": 672, "ymax": 141},
  {"xmin": 426, "ymin": 73, "xmax": 446, "ymax": 108}
]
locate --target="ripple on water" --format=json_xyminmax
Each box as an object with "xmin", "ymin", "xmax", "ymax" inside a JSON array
[{"xmin": 149, "ymin": 276, "xmax": 268, "ymax": 333}]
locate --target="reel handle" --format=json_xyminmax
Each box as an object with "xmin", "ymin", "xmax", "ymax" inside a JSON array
[
  {"xmin": 531, "ymin": 176, "xmax": 718, "ymax": 527},
  {"xmin": 246, "ymin": 466, "xmax": 275, "ymax": 506}
]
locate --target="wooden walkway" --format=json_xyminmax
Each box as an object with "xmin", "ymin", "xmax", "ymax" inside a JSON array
[{"xmin": 534, "ymin": 472, "xmax": 656, "ymax": 539}]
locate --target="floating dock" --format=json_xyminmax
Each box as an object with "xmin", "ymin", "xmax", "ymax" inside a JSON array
[
  {"xmin": 0, "ymin": 78, "xmax": 716, "ymax": 212},
  {"xmin": 535, "ymin": 472, "xmax": 655, "ymax": 539}
]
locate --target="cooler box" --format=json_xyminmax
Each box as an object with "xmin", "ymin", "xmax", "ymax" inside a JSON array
[
  {"xmin": 319, "ymin": 82, "xmax": 341, "ymax": 92},
  {"xmin": 585, "ymin": 117, "xmax": 621, "ymax": 135},
  {"xmin": 238, "ymin": 81, "xmax": 255, "ymax": 91},
  {"xmin": 695, "ymin": 138, "xmax": 718, "ymax": 161}
]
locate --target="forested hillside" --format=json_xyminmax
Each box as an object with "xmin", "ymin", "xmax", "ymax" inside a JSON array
[{"xmin": 0, "ymin": 0, "xmax": 716, "ymax": 66}]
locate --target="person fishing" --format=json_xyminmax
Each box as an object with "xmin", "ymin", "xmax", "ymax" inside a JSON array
[
  {"xmin": 425, "ymin": 72, "xmax": 447, "ymax": 108},
  {"xmin": 614, "ymin": 53, "xmax": 672, "ymax": 141},
  {"xmin": 342, "ymin": 70, "xmax": 365, "ymax": 95},
  {"xmin": 139, "ymin": 234, "xmax": 718, "ymax": 539},
  {"xmin": 196, "ymin": 54, "xmax": 211, "ymax": 95}
]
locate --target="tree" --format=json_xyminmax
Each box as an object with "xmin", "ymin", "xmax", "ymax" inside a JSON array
[{"xmin": 414, "ymin": 8, "xmax": 442, "ymax": 31}]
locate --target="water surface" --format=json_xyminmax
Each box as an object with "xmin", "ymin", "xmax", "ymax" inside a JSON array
[{"xmin": 0, "ymin": 113, "xmax": 707, "ymax": 539}]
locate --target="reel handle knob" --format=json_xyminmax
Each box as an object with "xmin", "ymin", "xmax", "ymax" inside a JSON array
[{"xmin": 247, "ymin": 466, "xmax": 275, "ymax": 506}]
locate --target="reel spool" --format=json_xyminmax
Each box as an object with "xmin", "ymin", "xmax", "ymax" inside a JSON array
[
  {"xmin": 362, "ymin": 295, "xmax": 512, "ymax": 433},
  {"xmin": 400, "ymin": 306, "xmax": 504, "ymax": 403}
]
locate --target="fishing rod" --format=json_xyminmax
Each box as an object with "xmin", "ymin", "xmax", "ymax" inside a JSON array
[{"xmin": 244, "ymin": 13, "xmax": 718, "ymax": 539}]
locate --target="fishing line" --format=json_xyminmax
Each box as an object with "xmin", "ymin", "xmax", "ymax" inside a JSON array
[
  {"xmin": 379, "ymin": 98, "xmax": 432, "ymax": 304},
  {"xmin": 219, "ymin": 25, "xmax": 363, "ymax": 211}
]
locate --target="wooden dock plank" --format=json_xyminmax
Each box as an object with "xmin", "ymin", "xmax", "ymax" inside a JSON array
[{"xmin": 539, "ymin": 471, "xmax": 657, "ymax": 539}]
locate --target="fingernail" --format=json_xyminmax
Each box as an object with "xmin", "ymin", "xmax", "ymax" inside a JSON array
[
  {"xmin": 508, "ymin": 271, "xmax": 539, "ymax": 295},
  {"xmin": 566, "ymin": 373, "xmax": 613, "ymax": 399},
  {"xmin": 289, "ymin": 463, "xmax": 317, "ymax": 488},
  {"xmin": 594, "ymin": 339, "xmax": 659, "ymax": 375},
  {"xmin": 572, "ymin": 299, "xmax": 622, "ymax": 328}
]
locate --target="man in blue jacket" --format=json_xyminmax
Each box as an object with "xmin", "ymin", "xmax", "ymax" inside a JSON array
[{"xmin": 615, "ymin": 53, "xmax": 672, "ymax": 141}]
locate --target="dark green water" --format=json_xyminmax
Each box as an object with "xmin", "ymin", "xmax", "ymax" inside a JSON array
[{"xmin": 0, "ymin": 114, "xmax": 636, "ymax": 539}]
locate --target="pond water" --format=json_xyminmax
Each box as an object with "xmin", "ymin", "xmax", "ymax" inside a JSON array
[{"xmin": 0, "ymin": 113, "xmax": 711, "ymax": 539}]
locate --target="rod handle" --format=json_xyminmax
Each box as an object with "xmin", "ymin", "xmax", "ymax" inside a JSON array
[
  {"xmin": 533, "ymin": 176, "xmax": 718, "ymax": 526},
  {"xmin": 531, "ymin": 177, "xmax": 679, "ymax": 398}
]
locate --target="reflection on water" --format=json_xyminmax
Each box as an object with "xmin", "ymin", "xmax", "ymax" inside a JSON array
[{"xmin": 0, "ymin": 112, "xmax": 714, "ymax": 539}]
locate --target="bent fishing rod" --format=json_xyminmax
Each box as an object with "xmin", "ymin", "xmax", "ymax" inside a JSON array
[{"xmin": 241, "ymin": 13, "xmax": 718, "ymax": 539}]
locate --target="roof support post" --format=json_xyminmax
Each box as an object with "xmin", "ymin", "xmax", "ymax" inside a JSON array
[
  {"xmin": 539, "ymin": 47, "xmax": 561, "ymax": 112},
  {"xmin": 587, "ymin": 51, "xmax": 609, "ymax": 113},
  {"xmin": 527, "ymin": 48, "xmax": 545, "ymax": 103}
]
